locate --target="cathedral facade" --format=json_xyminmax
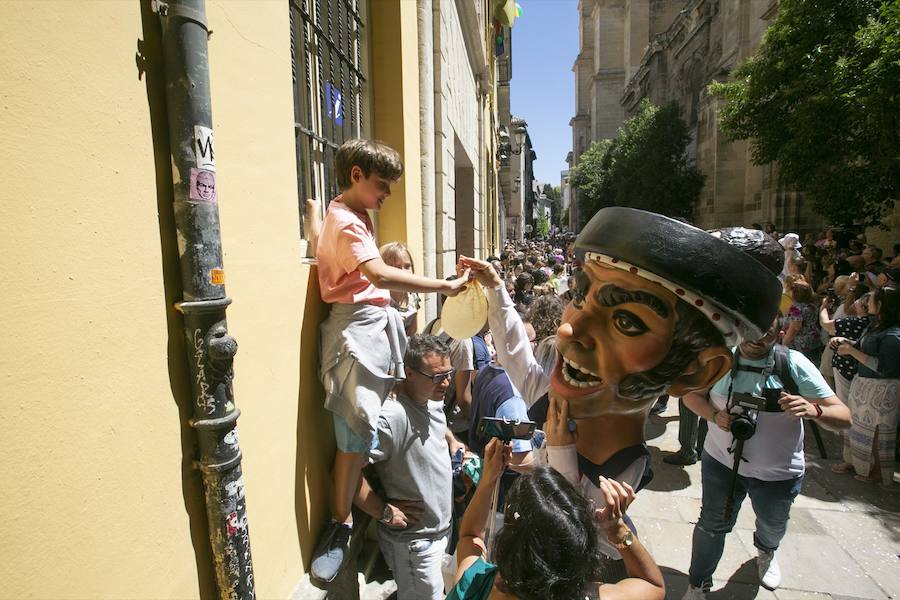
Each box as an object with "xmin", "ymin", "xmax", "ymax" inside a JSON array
[{"xmin": 569, "ymin": 0, "xmax": 825, "ymax": 234}]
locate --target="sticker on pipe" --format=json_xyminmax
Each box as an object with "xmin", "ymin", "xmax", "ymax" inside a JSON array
[
  {"xmin": 194, "ymin": 125, "xmax": 215, "ymax": 171},
  {"xmin": 190, "ymin": 168, "xmax": 217, "ymax": 203},
  {"xmin": 440, "ymin": 280, "xmax": 487, "ymax": 340},
  {"xmin": 210, "ymin": 268, "xmax": 225, "ymax": 285}
]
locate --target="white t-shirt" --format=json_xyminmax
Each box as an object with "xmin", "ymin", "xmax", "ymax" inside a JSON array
[{"xmin": 704, "ymin": 348, "xmax": 833, "ymax": 481}]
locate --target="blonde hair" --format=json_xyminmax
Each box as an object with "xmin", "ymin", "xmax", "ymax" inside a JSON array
[{"xmin": 380, "ymin": 242, "xmax": 414, "ymax": 272}]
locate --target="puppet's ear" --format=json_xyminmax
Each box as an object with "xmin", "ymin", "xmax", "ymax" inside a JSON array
[{"xmin": 667, "ymin": 346, "xmax": 732, "ymax": 397}]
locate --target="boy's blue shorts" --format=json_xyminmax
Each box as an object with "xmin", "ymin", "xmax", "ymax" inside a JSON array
[{"xmin": 333, "ymin": 413, "xmax": 379, "ymax": 454}]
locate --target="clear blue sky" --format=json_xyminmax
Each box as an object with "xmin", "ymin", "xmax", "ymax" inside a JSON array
[{"xmin": 510, "ymin": 0, "xmax": 579, "ymax": 188}]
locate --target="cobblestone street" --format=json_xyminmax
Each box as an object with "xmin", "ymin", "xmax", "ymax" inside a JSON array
[{"xmin": 635, "ymin": 404, "xmax": 900, "ymax": 600}]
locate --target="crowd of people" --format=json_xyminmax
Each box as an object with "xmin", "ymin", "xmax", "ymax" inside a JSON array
[
  {"xmin": 307, "ymin": 138, "xmax": 897, "ymax": 600},
  {"xmin": 774, "ymin": 228, "xmax": 900, "ymax": 486}
]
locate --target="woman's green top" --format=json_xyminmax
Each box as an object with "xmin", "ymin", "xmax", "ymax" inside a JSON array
[{"xmin": 445, "ymin": 558, "xmax": 498, "ymax": 600}]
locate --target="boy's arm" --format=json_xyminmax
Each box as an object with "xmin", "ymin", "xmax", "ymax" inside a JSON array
[{"xmin": 358, "ymin": 257, "xmax": 469, "ymax": 296}]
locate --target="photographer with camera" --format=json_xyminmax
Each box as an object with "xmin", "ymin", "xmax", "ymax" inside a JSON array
[{"xmin": 680, "ymin": 317, "xmax": 850, "ymax": 599}]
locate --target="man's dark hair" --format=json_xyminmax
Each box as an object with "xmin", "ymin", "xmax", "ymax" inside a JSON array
[
  {"xmin": 404, "ymin": 334, "xmax": 450, "ymax": 372},
  {"xmin": 867, "ymin": 246, "xmax": 883, "ymax": 261},
  {"xmin": 531, "ymin": 269, "xmax": 548, "ymax": 286},
  {"xmin": 494, "ymin": 466, "xmax": 603, "ymax": 600},
  {"xmin": 335, "ymin": 138, "xmax": 403, "ymax": 190},
  {"xmin": 500, "ymin": 252, "xmax": 509, "ymax": 262}
]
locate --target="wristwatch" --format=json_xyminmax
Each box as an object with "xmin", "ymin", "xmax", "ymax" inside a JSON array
[
  {"xmin": 612, "ymin": 529, "xmax": 634, "ymax": 550},
  {"xmin": 379, "ymin": 503, "xmax": 394, "ymax": 524}
]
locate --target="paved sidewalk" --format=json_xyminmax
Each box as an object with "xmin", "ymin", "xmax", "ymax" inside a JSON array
[{"xmin": 635, "ymin": 404, "xmax": 900, "ymax": 600}]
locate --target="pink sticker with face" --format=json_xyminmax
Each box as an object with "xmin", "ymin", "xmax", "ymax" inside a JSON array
[{"xmin": 189, "ymin": 168, "xmax": 217, "ymax": 203}]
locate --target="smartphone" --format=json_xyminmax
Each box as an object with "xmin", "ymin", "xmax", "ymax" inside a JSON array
[{"xmin": 477, "ymin": 416, "xmax": 536, "ymax": 441}]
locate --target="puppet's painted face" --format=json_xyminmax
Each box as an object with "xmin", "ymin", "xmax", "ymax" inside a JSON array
[{"xmin": 551, "ymin": 260, "xmax": 681, "ymax": 418}]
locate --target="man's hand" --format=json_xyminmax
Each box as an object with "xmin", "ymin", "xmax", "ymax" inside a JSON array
[
  {"xmin": 383, "ymin": 500, "xmax": 424, "ymax": 529},
  {"xmin": 482, "ymin": 438, "xmax": 511, "ymax": 486},
  {"xmin": 778, "ymin": 392, "xmax": 818, "ymax": 419},
  {"xmin": 447, "ymin": 434, "xmax": 466, "ymax": 457},
  {"xmin": 458, "ymin": 256, "xmax": 503, "ymax": 289},
  {"xmin": 714, "ymin": 409, "xmax": 735, "ymax": 432},
  {"xmin": 546, "ymin": 394, "xmax": 575, "ymax": 447}
]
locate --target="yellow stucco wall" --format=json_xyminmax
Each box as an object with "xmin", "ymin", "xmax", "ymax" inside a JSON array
[{"xmin": 0, "ymin": 1, "xmax": 331, "ymax": 598}]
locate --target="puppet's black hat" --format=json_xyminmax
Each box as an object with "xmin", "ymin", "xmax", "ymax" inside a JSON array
[{"xmin": 574, "ymin": 207, "xmax": 783, "ymax": 344}]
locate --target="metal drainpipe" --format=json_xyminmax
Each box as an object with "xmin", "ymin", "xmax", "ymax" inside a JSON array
[
  {"xmin": 417, "ymin": 0, "xmax": 437, "ymax": 323},
  {"xmin": 153, "ymin": 1, "xmax": 255, "ymax": 598}
]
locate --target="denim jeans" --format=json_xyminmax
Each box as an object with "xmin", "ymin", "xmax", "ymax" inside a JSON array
[
  {"xmin": 688, "ymin": 451, "xmax": 803, "ymax": 587},
  {"xmin": 378, "ymin": 532, "xmax": 449, "ymax": 600}
]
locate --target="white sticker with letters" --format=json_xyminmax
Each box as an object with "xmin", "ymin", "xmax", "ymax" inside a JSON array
[{"xmin": 194, "ymin": 125, "xmax": 216, "ymax": 171}]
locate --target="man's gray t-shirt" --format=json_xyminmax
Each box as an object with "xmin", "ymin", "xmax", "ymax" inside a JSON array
[{"xmin": 369, "ymin": 393, "xmax": 452, "ymax": 542}]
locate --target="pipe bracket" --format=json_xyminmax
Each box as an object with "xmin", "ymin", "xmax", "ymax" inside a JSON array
[
  {"xmin": 193, "ymin": 450, "xmax": 243, "ymax": 473},
  {"xmin": 156, "ymin": 1, "xmax": 209, "ymax": 30},
  {"xmin": 175, "ymin": 297, "xmax": 232, "ymax": 314},
  {"xmin": 190, "ymin": 408, "xmax": 241, "ymax": 430}
]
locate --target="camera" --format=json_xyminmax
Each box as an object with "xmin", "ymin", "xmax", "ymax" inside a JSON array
[
  {"xmin": 477, "ymin": 416, "xmax": 536, "ymax": 442},
  {"xmin": 729, "ymin": 388, "xmax": 783, "ymax": 441}
]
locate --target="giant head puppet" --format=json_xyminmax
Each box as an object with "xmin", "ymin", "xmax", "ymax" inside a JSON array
[{"xmin": 552, "ymin": 207, "xmax": 784, "ymax": 419}]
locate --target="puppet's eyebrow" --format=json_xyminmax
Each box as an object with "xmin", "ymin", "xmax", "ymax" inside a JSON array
[{"xmin": 597, "ymin": 284, "xmax": 670, "ymax": 318}]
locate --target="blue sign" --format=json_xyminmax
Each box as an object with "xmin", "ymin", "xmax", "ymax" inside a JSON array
[{"xmin": 325, "ymin": 82, "xmax": 344, "ymax": 126}]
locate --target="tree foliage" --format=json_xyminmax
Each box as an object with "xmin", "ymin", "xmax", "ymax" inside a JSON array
[
  {"xmin": 536, "ymin": 213, "xmax": 550, "ymax": 237},
  {"xmin": 710, "ymin": 0, "xmax": 899, "ymax": 227},
  {"xmin": 570, "ymin": 100, "xmax": 704, "ymax": 228}
]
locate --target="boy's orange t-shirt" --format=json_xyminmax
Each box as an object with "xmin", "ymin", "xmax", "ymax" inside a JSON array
[{"xmin": 317, "ymin": 200, "xmax": 391, "ymax": 306}]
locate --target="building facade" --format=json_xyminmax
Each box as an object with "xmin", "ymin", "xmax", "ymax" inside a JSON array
[
  {"xmin": 570, "ymin": 0, "xmax": 825, "ymax": 234},
  {"xmin": 1, "ymin": 0, "xmax": 510, "ymax": 598}
]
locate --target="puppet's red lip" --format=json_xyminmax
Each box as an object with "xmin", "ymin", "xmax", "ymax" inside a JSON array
[{"xmin": 549, "ymin": 354, "xmax": 605, "ymax": 398}]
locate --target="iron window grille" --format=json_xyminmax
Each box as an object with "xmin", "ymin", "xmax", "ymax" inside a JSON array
[{"xmin": 290, "ymin": 0, "xmax": 370, "ymax": 255}]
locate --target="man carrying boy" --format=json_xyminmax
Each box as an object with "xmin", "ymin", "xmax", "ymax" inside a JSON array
[{"xmin": 311, "ymin": 139, "xmax": 469, "ymax": 585}]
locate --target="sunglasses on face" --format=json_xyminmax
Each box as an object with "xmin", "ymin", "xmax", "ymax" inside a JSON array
[{"xmin": 413, "ymin": 368, "xmax": 456, "ymax": 384}]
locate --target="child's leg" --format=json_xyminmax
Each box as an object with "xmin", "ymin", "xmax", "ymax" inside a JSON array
[{"xmin": 333, "ymin": 449, "xmax": 368, "ymax": 523}]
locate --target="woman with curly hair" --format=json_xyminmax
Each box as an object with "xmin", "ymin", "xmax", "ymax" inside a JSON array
[
  {"xmin": 524, "ymin": 293, "xmax": 564, "ymax": 344},
  {"xmin": 447, "ymin": 439, "xmax": 665, "ymax": 600}
]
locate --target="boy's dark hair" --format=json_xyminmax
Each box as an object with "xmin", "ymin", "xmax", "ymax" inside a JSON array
[
  {"xmin": 404, "ymin": 334, "xmax": 450, "ymax": 371},
  {"xmin": 335, "ymin": 139, "xmax": 403, "ymax": 190},
  {"xmin": 494, "ymin": 466, "xmax": 603, "ymax": 600}
]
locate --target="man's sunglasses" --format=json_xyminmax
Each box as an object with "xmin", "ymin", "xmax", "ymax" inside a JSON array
[{"xmin": 413, "ymin": 368, "xmax": 456, "ymax": 384}]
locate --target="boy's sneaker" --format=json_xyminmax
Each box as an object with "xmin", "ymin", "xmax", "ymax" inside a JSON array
[
  {"xmin": 310, "ymin": 520, "xmax": 352, "ymax": 587},
  {"xmin": 681, "ymin": 583, "xmax": 709, "ymax": 600},
  {"xmin": 757, "ymin": 549, "xmax": 781, "ymax": 590}
]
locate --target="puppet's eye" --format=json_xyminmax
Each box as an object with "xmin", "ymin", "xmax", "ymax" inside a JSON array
[{"xmin": 613, "ymin": 310, "xmax": 648, "ymax": 336}]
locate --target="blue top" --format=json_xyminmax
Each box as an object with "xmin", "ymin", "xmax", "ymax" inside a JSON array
[
  {"xmin": 470, "ymin": 365, "xmax": 531, "ymax": 456},
  {"xmin": 472, "ymin": 334, "xmax": 491, "ymax": 371},
  {"xmin": 857, "ymin": 326, "xmax": 900, "ymax": 379},
  {"xmin": 445, "ymin": 558, "xmax": 498, "ymax": 600}
]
